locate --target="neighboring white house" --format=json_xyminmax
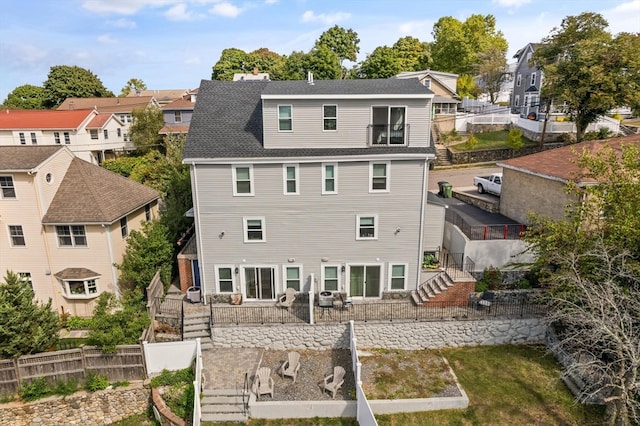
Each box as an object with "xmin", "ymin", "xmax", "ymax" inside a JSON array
[
  {"xmin": 0, "ymin": 109, "xmax": 131, "ymax": 164},
  {"xmin": 0, "ymin": 146, "xmax": 160, "ymax": 316},
  {"xmin": 180, "ymin": 77, "xmax": 447, "ymax": 302}
]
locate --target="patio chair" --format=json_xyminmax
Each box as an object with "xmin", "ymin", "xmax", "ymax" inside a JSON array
[
  {"xmin": 323, "ymin": 366, "xmax": 345, "ymax": 399},
  {"xmin": 276, "ymin": 287, "xmax": 296, "ymax": 310},
  {"xmin": 255, "ymin": 367, "xmax": 274, "ymax": 399},
  {"xmin": 279, "ymin": 351, "xmax": 301, "ymax": 383}
]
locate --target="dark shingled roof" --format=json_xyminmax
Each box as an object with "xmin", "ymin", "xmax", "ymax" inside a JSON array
[
  {"xmin": 0, "ymin": 146, "xmax": 63, "ymax": 170},
  {"xmin": 54, "ymin": 267, "xmax": 100, "ymax": 280},
  {"xmin": 184, "ymin": 79, "xmax": 435, "ymax": 160},
  {"xmin": 42, "ymin": 157, "xmax": 160, "ymax": 224}
]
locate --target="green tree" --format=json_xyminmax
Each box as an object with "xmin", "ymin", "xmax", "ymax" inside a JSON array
[
  {"xmin": 315, "ymin": 25, "xmax": 360, "ymax": 78},
  {"xmin": 159, "ymin": 135, "xmax": 193, "ymax": 245},
  {"xmin": 534, "ymin": 13, "xmax": 640, "ymax": 142},
  {"xmin": 116, "ymin": 221, "xmax": 174, "ymax": 292},
  {"xmin": 392, "ymin": 36, "xmax": 430, "ymax": 72},
  {"xmin": 42, "ymin": 65, "xmax": 114, "ymax": 108},
  {"xmin": 211, "ymin": 48, "xmax": 249, "ymax": 80},
  {"xmin": 475, "ymin": 45, "xmax": 509, "ymax": 104},
  {"xmin": 273, "ymin": 51, "xmax": 309, "ymax": 80},
  {"xmin": 129, "ymin": 106, "xmax": 164, "ymax": 153},
  {"xmin": 2, "ymin": 84, "xmax": 45, "ymax": 109},
  {"xmin": 245, "ymin": 48, "xmax": 284, "ymax": 76},
  {"xmin": 119, "ymin": 78, "xmax": 147, "ymax": 97},
  {"xmin": 507, "ymin": 128, "xmax": 524, "ymax": 151},
  {"xmin": 305, "ymin": 46, "xmax": 342, "ymax": 80},
  {"xmin": 431, "ymin": 14, "xmax": 508, "ymax": 75},
  {"xmin": 456, "ymin": 74, "xmax": 481, "ymax": 99},
  {"xmin": 357, "ymin": 46, "xmax": 403, "ymax": 79},
  {"xmin": 86, "ymin": 291, "xmax": 150, "ymax": 354},
  {"xmin": 0, "ymin": 271, "xmax": 60, "ymax": 358}
]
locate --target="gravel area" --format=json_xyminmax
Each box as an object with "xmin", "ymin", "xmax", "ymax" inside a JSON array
[{"xmin": 258, "ymin": 349, "xmax": 356, "ymax": 401}]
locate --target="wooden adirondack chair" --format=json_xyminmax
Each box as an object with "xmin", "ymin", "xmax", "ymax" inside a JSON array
[
  {"xmin": 279, "ymin": 351, "xmax": 301, "ymax": 383},
  {"xmin": 323, "ymin": 366, "xmax": 345, "ymax": 399},
  {"xmin": 255, "ymin": 367, "xmax": 274, "ymax": 399},
  {"xmin": 276, "ymin": 287, "xmax": 296, "ymax": 310}
]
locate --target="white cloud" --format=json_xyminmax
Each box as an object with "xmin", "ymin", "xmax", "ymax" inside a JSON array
[
  {"xmin": 97, "ymin": 34, "xmax": 117, "ymax": 44},
  {"xmin": 82, "ymin": 0, "xmax": 174, "ymax": 15},
  {"xmin": 492, "ymin": 0, "xmax": 532, "ymax": 7},
  {"xmin": 185, "ymin": 56, "xmax": 201, "ymax": 65},
  {"xmin": 165, "ymin": 3, "xmax": 195, "ymax": 21},
  {"xmin": 108, "ymin": 18, "xmax": 137, "ymax": 28},
  {"xmin": 601, "ymin": 1, "xmax": 640, "ymax": 35},
  {"xmin": 209, "ymin": 2, "xmax": 243, "ymax": 18},
  {"xmin": 398, "ymin": 20, "xmax": 434, "ymax": 42},
  {"xmin": 301, "ymin": 10, "xmax": 350, "ymax": 25},
  {"xmin": 264, "ymin": 0, "xmax": 278, "ymax": 4}
]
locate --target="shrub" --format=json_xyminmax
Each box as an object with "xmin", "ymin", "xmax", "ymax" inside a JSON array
[
  {"xmin": 515, "ymin": 278, "xmax": 532, "ymax": 289},
  {"xmin": 557, "ymin": 133, "xmax": 574, "ymax": 144},
  {"xmin": 150, "ymin": 367, "xmax": 194, "ymax": 388},
  {"xmin": 465, "ymin": 134, "xmax": 478, "ymax": 150},
  {"xmin": 85, "ymin": 373, "xmax": 109, "ymax": 392},
  {"xmin": 19, "ymin": 377, "xmax": 51, "ymax": 401},
  {"xmin": 65, "ymin": 316, "xmax": 93, "ymax": 330},
  {"xmin": 507, "ymin": 128, "xmax": 524, "ymax": 151},
  {"xmin": 54, "ymin": 379, "xmax": 78, "ymax": 396},
  {"xmin": 477, "ymin": 266, "xmax": 502, "ymax": 291}
]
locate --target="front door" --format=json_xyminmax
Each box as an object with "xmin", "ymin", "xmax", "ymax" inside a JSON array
[
  {"xmin": 348, "ymin": 265, "xmax": 381, "ymax": 299},
  {"xmin": 244, "ymin": 267, "xmax": 275, "ymax": 300}
]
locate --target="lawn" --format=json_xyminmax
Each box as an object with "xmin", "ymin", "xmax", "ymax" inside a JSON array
[{"xmin": 448, "ymin": 130, "xmax": 536, "ymax": 152}]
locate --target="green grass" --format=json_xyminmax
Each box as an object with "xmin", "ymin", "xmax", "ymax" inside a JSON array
[
  {"xmin": 449, "ymin": 130, "xmax": 536, "ymax": 152},
  {"xmin": 377, "ymin": 345, "xmax": 605, "ymax": 426}
]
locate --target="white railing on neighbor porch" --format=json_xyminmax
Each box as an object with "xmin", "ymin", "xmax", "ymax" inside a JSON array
[
  {"xmin": 349, "ymin": 321, "xmax": 378, "ymax": 426},
  {"xmin": 454, "ymin": 112, "xmax": 515, "ymax": 132},
  {"xmin": 193, "ymin": 338, "xmax": 203, "ymax": 426},
  {"xmin": 516, "ymin": 115, "xmax": 620, "ymax": 135}
]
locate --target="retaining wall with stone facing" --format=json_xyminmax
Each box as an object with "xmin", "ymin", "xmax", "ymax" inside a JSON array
[
  {"xmin": 211, "ymin": 318, "xmax": 545, "ymax": 350},
  {"xmin": 0, "ymin": 383, "xmax": 149, "ymax": 426}
]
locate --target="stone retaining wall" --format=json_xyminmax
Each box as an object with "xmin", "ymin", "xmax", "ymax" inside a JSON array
[
  {"xmin": 0, "ymin": 383, "xmax": 149, "ymax": 426},
  {"xmin": 212, "ymin": 318, "xmax": 545, "ymax": 350}
]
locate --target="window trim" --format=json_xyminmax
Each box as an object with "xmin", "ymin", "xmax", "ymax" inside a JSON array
[
  {"xmin": 30, "ymin": 132, "xmax": 37, "ymax": 144},
  {"xmin": 514, "ymin": 95, "xmax": 520, "ymax": 107},
  {"xmin": 356, "ymin": 214, "xmax": 378, "ymax": 240},
  {"xmin": 282, "ymin": 164, "xmax": 299, "ymax": 195},
  {"xmin": 54, "ymin": 132, "xmax": 61, "ymax": 144},
  {"xmin": 174, "ymin": 111, "xmax": 182, "ymax": 123},
  {"xmin": 321, "ymin": 264, "xmax": 341, "ymax": 292},
  {"xmin": 55, "ymin": 225, "xmax": 87, "ymax": 247},
  {"xmin": 215, "ymin": 265, "xmax": 236, "ymax": 293},
  {"xmin": 19, "ymin": 132, "xmax": 25, "ymax": 144},
  {"xmin": 8, "ymin": 225, "xmax": 26, "ymax": 247},
  {"xmin": 0, "ymin": 175, "xmax": 16, "ymax": 199},
  {"xmin": 530, "ymin": 72, "xmax": 536, "ymax": 86},
  {"xmin": 388, "ymin": 262, "xmax": 409, "ymax": 291},
  {"xmin": 59, "ymin": 276, "xmax": 100, "ymax": 299},
  {"xmin": 232, "ymin": 165, "xmax": 254, "ymax": 196},
  {"xmin": 89, "ymin": 129, "xmax": 99, "ymax": 140},
  {"xmin": 64, "ymin": 132, "xmax": 70, "ymax": 144},
  {"xmin": 278, "ymin": 104, "xmax": 293, "ymax": 132},
  {"xmin": 243, "ymin": 216, "xmax": 266, "ymax": 243},
  {"xmin": 282, "ymin": 265, "xmax": 303, "ymax": 292},
  {"xmin": 369, "ymin": 161, "xmax": 390, "ymax": 193},
  {"xmin": 322, "ymin": 163, "xmax": 338, "ymax": 195},
  {"xmin": 120, "ymin": 217, "xmax": 128, "ymax": 238},
  {"xmin": 103, "ymin": 129, "xmax": 109, "ymax": 139},
  {"xmin": 516, "ymin": 73, "xmax": 521, "ymax": 87},
  {"xmin": 322, "ymin": 104, "xmax": 337, "ymax": 132}
]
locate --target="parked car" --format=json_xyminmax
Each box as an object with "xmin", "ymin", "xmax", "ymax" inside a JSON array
[{"xmin": 473, "ymin": 173, "xmax": 502, "ymax": 196}]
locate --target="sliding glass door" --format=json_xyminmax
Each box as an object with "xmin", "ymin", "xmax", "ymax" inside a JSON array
[
  {"xmin": 348, "ymin": 265, "xmax": 381, "ymax": 299},
  {"xmin": 244, "ymin": 267, "xmax": 275, "ymax": 300}
]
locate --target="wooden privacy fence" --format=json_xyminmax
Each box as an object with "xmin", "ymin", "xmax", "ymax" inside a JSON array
[{"xmin": 0, "ymin": 345, "xmax": 145, "ymax": 396}]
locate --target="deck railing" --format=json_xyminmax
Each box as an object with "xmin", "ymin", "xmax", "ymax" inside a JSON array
[{"xmin": 446, "ymin": 209, "xmax": 526, "ymax": 241}]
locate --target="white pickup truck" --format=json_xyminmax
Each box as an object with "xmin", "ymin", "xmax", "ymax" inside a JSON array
[{"xmin": 473, "ymin": 173, "xmax": 502, "ymax": 196}]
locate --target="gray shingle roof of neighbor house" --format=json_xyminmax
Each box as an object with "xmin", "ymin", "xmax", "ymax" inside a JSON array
[
  {"xmin": 184, "ymin": 79, "xmax": 436, "ymax": 160},
  {"xmin": 0, "ymin": 146, "xmax": 63, "ymax": 170},
  {"xmin": 42, "ymin": 157, "xmax": 160, "ymax": 224}
]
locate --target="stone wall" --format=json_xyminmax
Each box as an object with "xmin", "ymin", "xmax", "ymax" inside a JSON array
[
  {"xmin": 0, "ymin": 383, "xmax": 149, "ymax": 426},
  {"xmin": 211, "ymin": 318, "xmax": 545, "ymax": 351},
  {"xmin": 354, "ymin": 318, "xmax": 545, "ymax": 349}
]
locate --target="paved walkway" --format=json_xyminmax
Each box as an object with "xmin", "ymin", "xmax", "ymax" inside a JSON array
[{"xmin": 201, "ymin": 348, "xmax": 263, "ymax": 391}]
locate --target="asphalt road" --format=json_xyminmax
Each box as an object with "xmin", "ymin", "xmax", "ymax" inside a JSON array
[{"xmin": 428, "ymin": 165, "xmax": 502, "ymax": 191}]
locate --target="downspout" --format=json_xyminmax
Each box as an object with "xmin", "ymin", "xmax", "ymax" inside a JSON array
[
  {"xmin": 31, "ymin": 170, "xmax": 57, "ymax": 310},
  {"xmin": 416, "ymin": 158, "xmax": 428, "ymax": 289},
  {"xmin": 104, "ymin": 224, "xmax": 120, "ymax": 300},
  {"xmin": 191, "ymin": 162, "xmax": 205, "ymax": 301}
]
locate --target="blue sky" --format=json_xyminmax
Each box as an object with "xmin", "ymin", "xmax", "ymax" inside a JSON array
[{"xmin": 1, "ymin": 0, "xmax": 638, "ymax": 101}]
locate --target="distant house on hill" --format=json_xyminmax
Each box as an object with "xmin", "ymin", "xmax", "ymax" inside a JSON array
[
  {"xmin": 510, "ymin": 43, "xmax": 542, "ymax": 117},
  {"xmin": 0, "ymin": 146, "xmax": 159, "ymax": 316},
  {"xmin": 126, "ymin": 89, "xmax": 188, "ymax": 105}
]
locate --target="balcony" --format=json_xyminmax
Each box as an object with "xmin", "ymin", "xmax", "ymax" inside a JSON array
[{"xmin": 368, "ymin": 124, "xmax": 410, "ymax": 146}]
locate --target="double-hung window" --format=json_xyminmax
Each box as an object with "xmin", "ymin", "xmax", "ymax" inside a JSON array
[
  {"xmin": 356, "ymin": 214, "xmax": 378, "ymax": 240},
  {"xmin": 530, "ymin": 72, "xmax": 537, "ymax": 86},
  {"xmin": 370, "ymin": 162, "xmax": 389, "ymax": 192},
  {"xmin": 30, "ymin": 132, "xmax": 37, "ymax": 144},
  {"xmin": 284, "ymin": 266, "xmax": 302, "ymax": 291},
  {"xmin": 389, "ymin": 263, "xmax": 408, "ymax": 290},
  {"xmin": 9, "ymin": 225, "xmax": 26, "ymax": 246},
  {"xmin": 90, "ymin": 129, "xmax": 99, "ymax": 140},
  {"xmin": 120, "ymin": 217, "xmax": 128, "ymax": 238},
  {"xmin": 322, "ymin": 163, "xmax": 337, "ymax": 194},
  {"xmin": 174, "ymin": 111, "xmax": 182, "ymax": 123},
  {"xmin": 54, "ymin": 132, "xmax": 61, "ymax": 144},
  {"xmin": 323, "ymin": 105, "xmax": 337, "ymax": 131},
  {"xmin": 0, "ymin": 176, "xmax": 16, "ymax": 198},
  {"xmin": 516, "ymin": 73, "xmax": 521, "ymax": 87},
  {"xmin": 103, "ymin": 129, "xmax": 109, "ymax": 139},
  {"xmin": 278, "ymin": 105, "xmax": 292, "ymax": 131},
  {"xmin": 19, "ymin": 132, "xmax": 26, "ymax": 144},
  {"xmin": 233, "ymin": 165, "xmax": 253, "ymax": 196},
  {"xmin": 216, "ymin": 266, "xmax": 235, "ymax": 293},
  {"xmin": 64, "ymin": 132, "xmax": 70, "ymax": 144},
  {"xmin": 322, "ymin": 266, "xmax": 340, "ymax": 291},
  {"xmin": 243, "ymin": 217, "xmax": 265, "ymax": 242},
  {"xmin": 116, "ymin": 128, "xmax": 121, "ymax": 138},
  {"xmin": 283, "ymin": 164, "xmax": 299, "ymax": 195},
  {"xmin": 56, "ymin": 225, "xmax": 87, "ymax": 247}
]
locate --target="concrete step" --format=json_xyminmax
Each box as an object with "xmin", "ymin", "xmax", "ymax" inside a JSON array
[
  {"xmin": 184, "ymin": 315, "xmax": 210, "ymax": 323},
  {"xmin": 201, "ymin": 395, "xmax": 243, "ymax": 405},
  {"xmin": 410, "ymin": 291, "xmax": 424, "ymax": 306},
  {"xmin": 201, "ymin": 403, "xmax": 244, "ymax": 413},
  {"xmin": 201, "ymin": 412, "xmax": 247, "ymax": 423},
  {"xmin": 203, "ymin": 388, "xmax": 240, "ymax": 396},
  {"xmin": 183, "ymin": 330, "xmax": 210, "ymax": 339},
  {"xmin": 184, "ymin": 323, "xmax": 209, "ymax": 332}
]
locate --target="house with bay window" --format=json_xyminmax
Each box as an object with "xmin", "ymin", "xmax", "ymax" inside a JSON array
[
  {"xmin": 180, "ymin": 77, "xmax": 448, "ymax": 303},
  {"xmin": 0, "ymin": 146, "xmax": 159, "ymax": 316}
]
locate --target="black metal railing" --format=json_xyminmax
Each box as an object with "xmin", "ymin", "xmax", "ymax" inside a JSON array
[
  {"xmin": 209, "ymin": 302, "xmax": 310, "ymax": 325},
  {"xmin": 367, "ymin": 124, "xmax": 410, "ymax": 146},
  {"xmin": 446, "ymin": 209, "xmax": 527, "ymax": 241}
]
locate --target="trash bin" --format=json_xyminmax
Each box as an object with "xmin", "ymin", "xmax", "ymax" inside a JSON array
[
  {"xmin": 186, "ymin": 286, "xmax": 201, "ymax": 303},
  {"xmin": 442, "ymin": 182, "xmax": 453, "ymax": 198},
  {"xmin": 437, "ymin": 181, "xmax": 447, "ymax": 196}
]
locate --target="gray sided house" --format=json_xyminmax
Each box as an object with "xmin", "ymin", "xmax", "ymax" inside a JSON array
[
  {"xmin": 182, "ymin": 78, "xmax": 442, "ymax": 303},
  {"xmin": 511, "ymin": 43, "xmax": 542, "ymax": 117}
]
